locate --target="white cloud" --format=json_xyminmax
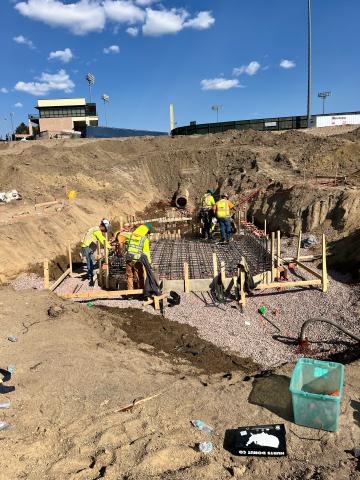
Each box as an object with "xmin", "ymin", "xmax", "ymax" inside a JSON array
[
  {"xmin": 0, "ymin": 88, "xmax": 9, "ymax": 94},
  {"xmin": 14, "ymin": 0, "xmax": 215, "ymax": 37},
  {"xmin": 103, "ymin": 0, "xmax": 145, "ymax": 24},
  {"xmin": 233, "ymin": 61, "xmax": 261, "ymax": 77},
  {"xmin": 280, "ymin": 59, "xmax": 296, "ymax": 69},
  {"xmin": 135, "ymin": 0, "xmax": 157, "ymax": 5},
  {"xmin": 201, "ymin": 78, "xmax": 241, "ymax": 91},
  {"xmin": 183, "ymin": 11, "xmax": 215, "ymax": 30},
  {"xmin": 126, "ymin": 26, "xmax": 139, "ymax": 36},
  {"xmin": 14, "ymin": 69, "xmax": 75, "ymax": 96},
  {"xmin": 14, "ymin": 102, "xmax": 23, "ymax": 108},
  {"xmin": 103, "ymin": 44, "xmax": 120, "ymax": 54},
  {"xmin": 48, "ymin": 47, "xmax": 73, "ymax": 63},
  {"xmin": 142, "ymin": 7, "xmax": 214, "ymax": 36},
  {"xmin": 13, "ymin": 34, "xmax": 35, "ymax": 49},
  {"xmin": 15, "ymin": 0, "xmax": 106, "ymax": 35}
]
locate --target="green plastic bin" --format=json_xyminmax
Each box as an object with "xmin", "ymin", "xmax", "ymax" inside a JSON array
[{"xmin": 289, "ymin": 358, "xmax": 344, "ymax": 432}]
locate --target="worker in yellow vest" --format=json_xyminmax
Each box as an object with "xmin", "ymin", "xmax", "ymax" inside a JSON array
[
  {"xmin": 81, "ymin": 219, "xmax": 111, "ymax": 282},
  {"xmin": 214, "ymin": 194, "xmax": 236, "ymax": 243},
  {"xmin": 126, "ymin": 223, "xmax": 154, "ymax": 290},
  {"xmin": 200, "ymin": 189, "xmax": 215, "ymax": 239}
]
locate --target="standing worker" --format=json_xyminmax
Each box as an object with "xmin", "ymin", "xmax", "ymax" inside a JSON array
[
  {"xmin": 126, "ymin": 223, "xmax": 154, "ymax": 290},
  {"xmin": 199, "ymin": 189, "xmax": 215, "ymax": 240},
  {"xmin": 81, "ymin": 219, "xmax": 111, "ymax": 283},
  {"xmin": 214, "ymin": 194, "xmax": 236, "ymax": 243}
]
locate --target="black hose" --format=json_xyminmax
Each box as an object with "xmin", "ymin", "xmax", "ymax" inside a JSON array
[{"xmin": 300, "ymin": 318, "xmax": 360, "ymax": 343}]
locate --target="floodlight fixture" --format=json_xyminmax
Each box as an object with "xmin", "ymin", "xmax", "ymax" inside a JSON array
[
  {"xmin": 85, "ymin": 73, "xmax": 95, "ymax": 102},
  {"xmin": 318, "ymin": 91, "xmax": 331, "ymax": 114},
  {"xmin": 211, "ymin": 104, "xmax": 223, "ymax": 123},
  {"xmin": 101, "ymin": 94, "xmax": 110, "ymax": 127}
]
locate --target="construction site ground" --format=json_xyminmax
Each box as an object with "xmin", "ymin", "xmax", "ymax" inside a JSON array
[{"xmin": 1, "ymin": 125, "xmax": 360, "ymax": 479}]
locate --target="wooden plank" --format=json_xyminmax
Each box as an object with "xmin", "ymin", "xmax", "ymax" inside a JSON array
[
  {"xmin": 255, "ymin": 279, "xmax": 322, "ymax": 290},
  {"xmin": 322, "ymin": 233, "xmax": 328, "ymax": 293},
  {"xmin": 295, "ymin": 260, "xmax": 323, "ymax": 279},
  {"xmin": 50, "ymin": 267, "xmax": 71, "ymax": 292},
  {"xmin": 276, "ymin": 230, "xmax": 281, "ymax": 269},
  {"xmin": 264, "ymin": 219, "xmax": 267, "ymax": 236},
  {"xmin": 61, "ymin": 289, "xmax": 144, "ymax": 300},
  {"xmin": 68, "ymin": 243, "xmax": 73, "ymax": 276},
  {"xmin": 35, "ymin": 200, "xmax": 60, "ymax": 209},
  {"xmin": 183, "ymin": 262, "xmax": 190, "ymax": 293},
  {"xmin": 43, "ymin": 259, "xmax": 49, "ymax": 289}
]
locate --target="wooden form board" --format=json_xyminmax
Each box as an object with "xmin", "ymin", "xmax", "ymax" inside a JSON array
[
  {"xmin": 61, "ymin": 289, "xmax": 144, "ymax": 300},
  {"xmin": 49, "ymin": 268, "xmax": 71, "ymax": 292}
]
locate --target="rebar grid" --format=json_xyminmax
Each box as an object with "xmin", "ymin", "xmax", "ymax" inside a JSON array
[{"xmin": 150, "ymin": 232, "xmax": 271, "ymax": 280}]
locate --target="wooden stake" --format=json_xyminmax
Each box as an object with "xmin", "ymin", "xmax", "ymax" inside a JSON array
[
  {"xmin": 220, "ymin": 261, "xmax": 226, "ymax": 285},
  {"xmin": 43, "ymin": 259, "xmax": 49, "ymax": 289},
  {"xmin": 183, "ymin": 262, "xmax": 190, "ymax": 293},
  {"xmin": 296, "ymin": 231, "xmax": 302, "ymax": 261},
  {"xmin": 212, "ymin": 253, "xmax": 218, "ymax": 279},
  {"xmin": 68, "ymin": 243, "xmax": 73, "ymax": 276},
  {"xmin": 271, "ymin": 232, "xmax": 275, "ymax": 282},
  {"xmin": 264, "ymin": 219, "xmax": 267, "ymax": 236},
  {"xmin": 322, "ymin": 233, "xmax": 328, "ymax": 293},
  {"xmin": 276, "ymin": 230, "xmax": 281, "ymax": 279},
  {"xmin": 240, "ymin": 270, "xmax": 246, "ymax": 306},
  {"xmin": 105, "ymin": 233, "xmax": 109, "ymax": 290},
  {"xmin": 237, "ymin": 211, "xmax": 241, "ymax": 232}
]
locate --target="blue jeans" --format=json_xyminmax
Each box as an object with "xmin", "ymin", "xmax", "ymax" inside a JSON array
[
  {"xmin": 218, "ymin": 218, "xmax": 232, "ymax": 242},
  {"xmin": 83, "ymin": 247, "xmax": 95, "ymax": 278}
]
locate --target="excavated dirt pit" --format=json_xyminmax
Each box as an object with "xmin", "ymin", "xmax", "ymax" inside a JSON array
[{"xmin": 103, "ymin": 307, "xmax": 259, "ymax": 375}]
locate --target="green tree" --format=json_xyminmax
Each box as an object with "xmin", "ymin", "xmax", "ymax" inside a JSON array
[{"xmin": 15, "ymin": 122, "xmax": 29, "ymax": 134}]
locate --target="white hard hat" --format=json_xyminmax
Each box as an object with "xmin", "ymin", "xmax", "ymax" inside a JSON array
[{"xmin": 101, "ymin": 218, "xmax": 111, "ymax": 231}]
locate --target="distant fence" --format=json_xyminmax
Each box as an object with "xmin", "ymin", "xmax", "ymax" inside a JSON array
[
  {"xmin": 84, "ymin": 126, "xmax": 167, "ymax": 138},
  {"xmin": 171, "ymin": 115, "xmax": 310, "ymax": 136}
]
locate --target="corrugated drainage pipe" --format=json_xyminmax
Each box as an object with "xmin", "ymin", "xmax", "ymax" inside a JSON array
[
  {"xmin": 299, "ymin": 317, "xmax": 360, "ymax": 346},
  {"xmin": 175, "ymin": 187, "xmax": 189, "ymax": 209}
]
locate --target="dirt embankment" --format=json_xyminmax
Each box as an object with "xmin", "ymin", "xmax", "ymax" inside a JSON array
[{"xmin": 1, "ymin": 127, "xmax": 360, "ymax": 281}]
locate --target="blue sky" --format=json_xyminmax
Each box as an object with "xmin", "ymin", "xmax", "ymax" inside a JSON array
[{"xmin": 0, "ymin": 0, "xmax": 359, "ymax": 137}]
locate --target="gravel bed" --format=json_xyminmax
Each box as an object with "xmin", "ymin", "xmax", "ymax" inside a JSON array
[{"xmin": 10, "ymin": 253, "xmax": 359, "ymax": 369}]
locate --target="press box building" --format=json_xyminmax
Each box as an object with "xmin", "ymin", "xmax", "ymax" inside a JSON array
[{"xmin": 28, "ymin": 98, "xmax": 98, "ymax": 137}]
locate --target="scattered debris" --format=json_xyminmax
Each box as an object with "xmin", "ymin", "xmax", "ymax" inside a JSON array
[
  {"xmin": 191, "ymin": 420, "xmax": 214, "ymax": 434},
  {"xmin": 47, "ymin": 305, "xmax": 64, "ymax": 318},
  {"xmin": 198, "ymin": 442, "xmax": 213, "ymax": 453},
  {"xmin": 7, "ymin": 336, "xmax": 17, "ymax": 342},
  {"xmin": 301, "ymin": 235, "xmax": 318, "ymax": 248},
  {"xmin": 0, "ymin": 190, "xmax": 22, "ymax": 203}
]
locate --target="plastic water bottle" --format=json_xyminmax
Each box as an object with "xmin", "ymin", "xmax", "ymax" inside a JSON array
[
  {"xmin": 0, "ymin": 422, "xmax": 10, "ymax": 431},
  {"xmin": 0, "ymin": 400, "xmax": 10, "ymax": 409},
  {"xmin": 191, "ymin": 420, "xmax": 214, "ymax": 435},
  {"xmin": 198, "ymin": 442, "xmax": 213, "ymax": 453}
]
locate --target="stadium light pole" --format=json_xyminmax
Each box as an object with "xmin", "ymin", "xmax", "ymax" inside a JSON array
[
  {"xmin": 307, "ymin": 0, "xmax": 312, "ymax": 128},
  {"xmin": 318, "ymin": 91, "xmax": 331, "ymax": 114},
  {"xmin": 85, "ymin": 73, "xmax": 95, "ymax": 103},
  {"xmin": 101, "ymin": 94, "xmax": 109, "ymax": 127},
  {"xmin": 211, "ymin": 104, "xmax": 223, "ymax": 123}
]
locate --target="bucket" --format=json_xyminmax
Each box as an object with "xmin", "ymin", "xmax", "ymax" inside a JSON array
[{"xmin": 289, "ymin": 357, "xmax": 344, "ymax": 432}]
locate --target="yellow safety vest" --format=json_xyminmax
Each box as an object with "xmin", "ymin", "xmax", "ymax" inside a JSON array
[
  {"xmin": 216, "ymin": 199, "xmax": 230, "ymax": 219},
  {"xmin": 201, "ymin": 194, "xmax": 215, "ymax": 209},
  {"xmin": 81, "ymin": 227, "xmax": 107, "ymax": 249},
  {"xmin": 127, "ymin": 225, "xmax": 151, "ymax": 264}
]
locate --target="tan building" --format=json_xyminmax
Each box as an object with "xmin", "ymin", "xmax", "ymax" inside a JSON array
[{"xmin": 29, "ymin": 98, "xmax": 98, "ymax": 137}]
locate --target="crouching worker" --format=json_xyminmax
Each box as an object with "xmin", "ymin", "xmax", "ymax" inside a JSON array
[
  {"xmin": 126, "ymin": 223, "xmax": 154, "ymax": 290},
  {"xmin": 81, "ymin": 219, "xmax": 111, "ymax": 283}
]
